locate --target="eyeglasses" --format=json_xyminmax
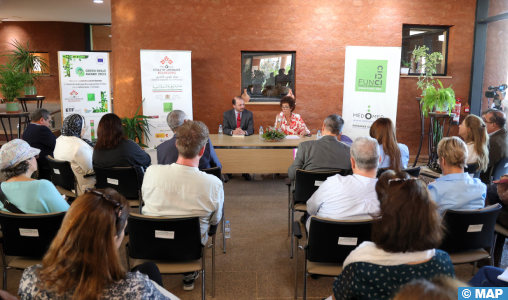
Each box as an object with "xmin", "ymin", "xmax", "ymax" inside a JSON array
[
  {"xmin": 281, "ymin": 106, "xmax": 291, "ymax": 110},
  {"xmin": 482, "ymin": 119, "xmax": 495, "ymax": 124},
  {"xmin": 85, "ymin": 189, "xmax": 123, "ymax": 215}
]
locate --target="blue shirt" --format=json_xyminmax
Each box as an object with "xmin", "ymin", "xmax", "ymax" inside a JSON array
[
  {"xmin": 428, "ymin": 172, "xmax": 486, "ymax": 215},
  {"xmin": 0, "ymin": 180, "xmax": 69, "ymax": 214},
  {"xmin": 379, "ymin": 143, "xmax": 409, "ymax": 169}
]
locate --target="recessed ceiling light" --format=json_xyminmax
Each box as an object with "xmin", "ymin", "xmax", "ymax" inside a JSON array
[{"xmin": 93, "ymin": 0, "xmax": 103, "ymax": 3}]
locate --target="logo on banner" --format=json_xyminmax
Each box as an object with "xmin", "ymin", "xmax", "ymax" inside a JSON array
[
  {"xmin": 75, "ymin": 67, "xmax": 85, "ymax": 77},
  {"xmin": 355, "ymin": 59, "xmax": 387, "ymax": 93},
  {"xmin": 163, "ymin": 103, "xmax": 173, "ymax": 113},
  {"xmin": 155, "ymin": 133, "xmax": 167, "ymax": 138},
  {"xmin": 96, "ymin": 56, "xmax": 105, "ymax": 65},
  {"xmin": 87, "ymin": 93, "xmax": 95, "ymax": 101},
  {"xmin": 70, "ymin": 90, "xmax": 78, "ymax": 96},
  {"xmin": 66, "ymin": 108, "xmax": 74, "ymax": 112},
  {"xmin": 160, "ymin": 56, "xmax": 173, "ymax": 68}
]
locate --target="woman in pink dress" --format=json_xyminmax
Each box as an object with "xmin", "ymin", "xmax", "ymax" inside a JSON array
[{"xmin": 274, "ymin": 95, "xmax": 310, "ymax": 136}]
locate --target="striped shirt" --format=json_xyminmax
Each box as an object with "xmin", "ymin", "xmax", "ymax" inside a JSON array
[{"xmin": 306, "ymin": 174, "xmax": 379, "ymax": 231}]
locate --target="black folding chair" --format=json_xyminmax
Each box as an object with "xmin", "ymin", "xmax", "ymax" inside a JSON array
[
  {"xmin": 402, "ymin": 166, "xmax": 421, "ymax": 177},
  {"xmin": 126, "ymin": 214, "xmax": 217, "ymax": 299},
  {"xmin": 293, "ymin": 217, "xmax": 373, "ymax": 299},
  {"xmin": 0, "ymin": 211, "xmax": 65, "ymax": 290},
  {"xmin": 464, "ymin": 163, "xmax": 481, "ymax": 179},
  {"xmin": 290, "ymin": 169, "xmax": 347, "ymax": 258},
  {"xmin": 490, "ymin": 157, "xmax": 508, "ymax": 184},
  {"xmin": 201, "ymin": 167, "xmax": 227, "ymax": 254},
  {"xmin": 440, "ymin": 204, "xmax": 501, "ymax": 274},
  {"xmin": 94, "ymin": 166, "xmax": 142, "ymax": 213},
  {"xmin": 46, "ymin": 155, "xmax": 77, "ymax": 198}
]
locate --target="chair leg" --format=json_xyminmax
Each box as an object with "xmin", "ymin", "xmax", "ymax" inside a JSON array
[
  {"xmin": 294, "ymin": 238, "xmax": 299, "ymax": 299},
  {"xmin": 494, "ymin": 234, "xmax": 506, "ymax": 267},
  {"xmin": 303, "ymin": 259, "xmax": 308, "ymax": 300},
  {"xmin": 212, "ymin": 235, "xmax": 216, "ymax": 298},
  {"xmin": 291, "ymin": 208, "xmax": 294, "ymax": 259},
  {"xmin": 222, "ymin": 209, "xmax": 226, "ymax": 253},
  {"xmin": 125, "ymin": 243, "xmax": 131, "ymax": 270},
  {"xmin": 202, "ymin": 248, "xmax": 206, "ymax": 300},
  {"xmin": 288, "ymin": 184, "xmax": 291, "ymax": 237},
  {"xmin": 1, "ymin": 245, "xmax": 6, "ymax": 291},
  {"xmin": 472, "ymin": 261, "xmax": 477, "ymax": 276}
]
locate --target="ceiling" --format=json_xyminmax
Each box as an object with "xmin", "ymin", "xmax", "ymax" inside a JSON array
[{"xmin": 0, "ymin": 0, "xmax": 111, "ymax": 24}]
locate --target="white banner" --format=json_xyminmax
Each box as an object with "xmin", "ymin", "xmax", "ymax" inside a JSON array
[
  {"xmin": 140, "ymin": 50, "xmax": 193, "ymax": 148},
  {"xmin": 341, "ymin": 46, "xmax": 401, "ymax": 143},
  {"xmin": 58, "ymin": 51, "xmax": 111, "ymax": 142}
]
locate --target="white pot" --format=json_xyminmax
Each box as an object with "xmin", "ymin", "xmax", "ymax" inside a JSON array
[{"xmin": 400, "ymin": 67, "xmax": 409, "ymax": 75}]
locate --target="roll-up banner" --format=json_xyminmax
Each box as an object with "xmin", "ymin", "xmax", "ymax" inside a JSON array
[
  {"xmin": 140, "ymin": 50, "xmax": 193, "ymax": 148},
  {"xmin": 341, "ymin": 46, "xmax": 401, "ymax": 142},
  {"xmin": 58, "ymin": 51, "xmax": 111, "ymax": 142}
]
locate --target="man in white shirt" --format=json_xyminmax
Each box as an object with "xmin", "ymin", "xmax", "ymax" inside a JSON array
[
  {"xmin": 306, "ymin": 136, "xmax": 381, "ymax": 231},
  {"xmin": 142, "ymin": 120, "xmax": 224, "ymax": 291}
]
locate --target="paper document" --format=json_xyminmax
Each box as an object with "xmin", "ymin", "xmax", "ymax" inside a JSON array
[
  {"xmin": 232, "ymin": 134, "xmax": 245, "ymax": 138},
  {"xmin": 498, "ymin": 267, "xmax": 508, "ymax": 282},
  {"xmin": 286, "ymin": 136, "xmax": 300, "ymax": 139}
]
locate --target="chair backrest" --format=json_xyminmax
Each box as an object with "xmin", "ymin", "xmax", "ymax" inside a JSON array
[
  {"xmin": 0, "ymin": 211, "xmax": 65, "ymax": 257},
  {"xmin": 492, "ymin": 158, "xmax": 508, "ymax": 182},
  {"xmin": 201, "ymin": 167, "xmax": 221, "ymax": 181},
  {"xmin": 128, "ymin": 213, "xmax": 202, "ymax": 261},
  {"xmin": 464, "ymin": 163, "xmax": 481, "ymax": 179},
  {"xmin": 307, "ymin": 217, "xmax": 373, "ymax": 264},
  {"xmin": 294, "ymin": 169, "xmax": 346, "ymax": 204},
  {"xmin": 46, "ymin": 155, "xmax": 76, "ymax": 191},
  {"xmin": 402, "ymin": 167, "xmax": 421, "ymax": 178},
  {"xmin": 94, "ymin": 166, "xmax": 140, "ymax": 199},
  {"xmin": 440, "ymin": 204, "xmax": 501, "ymax": 253}
]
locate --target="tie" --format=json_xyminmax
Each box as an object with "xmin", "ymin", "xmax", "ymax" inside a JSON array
[{"xmin": 237, "ymin": 113, "xmax": 241, "ymax": 128}]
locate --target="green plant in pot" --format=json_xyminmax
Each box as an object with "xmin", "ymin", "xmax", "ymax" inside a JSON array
[
  {"xmin": 3, "ymin": 39, "xmax": 49, "ymax": 97},
  {"xmin": 0, "ymin": 64, "xmax": 33, "ymax": 113},
  {"xmin": 262, "ymin": 127, "xmax": 286, "ymax": 142},
  {"xmin": 121, "ymin": 100, "xmax": 153, "ymax": 148}
]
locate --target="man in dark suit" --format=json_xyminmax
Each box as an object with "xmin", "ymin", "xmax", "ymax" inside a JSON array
[
  {"xmin": 223, "ymin": 96, "xmax": 254, "ymax": 136},
  {"xmin": 288, "ymin": 114, "xmax": 351, "ymax": 180},
  {"xmin": 157, "ymin": 110, "xmax": 222, "ymax": 170},
  {"xmin": 480, "ymin": 109, "xmax": 508, "ymax": 183},
  {"xmin": 22, "ymin": 108, "xmax": 56, "ymax": 180}
]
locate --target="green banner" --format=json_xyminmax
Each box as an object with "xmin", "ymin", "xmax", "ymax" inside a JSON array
[{"xmin": 355, "ymin": 59, "xmax": 387, "ymax": 93}]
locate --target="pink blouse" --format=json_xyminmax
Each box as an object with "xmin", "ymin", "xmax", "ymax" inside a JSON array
[{"xmin": 274, "ymin": 112, "xmax": 310, "ymax": 136}]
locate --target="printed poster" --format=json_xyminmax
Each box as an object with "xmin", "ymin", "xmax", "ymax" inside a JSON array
[
  {"xmin": 58, "ymin": 51, "xmax": 111, "ymax": 142},
  {"xmin": 342, "ymin": 46, "xmax": 401, "ymax": 142},
  {"xmin": 140, "ymin": 50, "xmax": 193, "ymax": 148}
]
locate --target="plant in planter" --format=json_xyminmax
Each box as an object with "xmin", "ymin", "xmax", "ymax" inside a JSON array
[
  {"xmin": 121, "ymin": 100, "xmax": 153, "ymax": 148},
  {"xmin": 3, "ymin": 39, "xmax": 49, "ymax": 97},
  {"xmin": 0, "ymin": 64, "xmax": 33, "ymax": 113},
  {"xmin": 400, "ymin": 59, "xmax": 411, "ymax": 75},
  {"xmin": 261, "ymin": 127, "xmax": 286, "ymax": 142},
  {"xmin": 412, "ymin": 45, "xmax": 443, "ymax": 93},
  {"xmin": 420, "ymin": 79, "xmax": 456, "ymax": 116}
]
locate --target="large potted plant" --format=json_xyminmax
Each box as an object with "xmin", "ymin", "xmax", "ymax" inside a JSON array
[
  {"xmin": 0, "ymin": 64, "xmax": 32, "ymax": 113},
  {"xmin": 3, "ymin": 39, "xmax": 49, "ymax": 97},
  {"xmin": 121, "ymin": 101, "xmax": 153, "ymax": 148}
]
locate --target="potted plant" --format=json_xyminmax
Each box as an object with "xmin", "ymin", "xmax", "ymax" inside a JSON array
[
  {"xmin": 3, "ymin": 39, "xmax": 49, "ymax": 97},
  {"xmin": 420, "ymin": 79, "xmax": 456, "ymax": 115},
  {"xmin": 121, "ymin": 100, "xmax": 153, "ymax": 148},
  {"xmin": 261, "ymin": 127, "xmax": 286, "ymax": 142},
  {"xmin": 0, "ymin": 64, "xmax": 32, "ymax": 113},
  {"xmin": 400, "ymin": 59, "xmax": 411, "ymax": 75}
]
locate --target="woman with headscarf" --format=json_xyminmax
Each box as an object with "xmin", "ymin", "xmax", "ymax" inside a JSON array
[{"xmin": 54, "ymin": 114, "xmax": 95, "ymax": 195}]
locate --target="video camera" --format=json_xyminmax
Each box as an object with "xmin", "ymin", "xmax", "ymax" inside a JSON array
[{"xmin": 486, "ymin": 84, "xmax": 507, "ymax": 110}]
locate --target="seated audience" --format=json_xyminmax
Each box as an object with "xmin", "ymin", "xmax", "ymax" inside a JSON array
[
  {"xmin": 18, "ymin": 188, "xmax": 177, "ymax": 299},
  {"xmin": 0, "ymin": 139, "xmax": 69, "ymax": 213},
  {"xmin": 22, "ymin": 108, "xmax": 56, "ymax": 180},
  {"xmin": 369, "ymin": 117, "xmax": 409, "ymax": 171},
  {"xmin": 306, "ymin": 136, "xmax": 380, "ymax": 231},
  {"xmin": 469, "ymin": 266, "xmax": 508, "ymax": 287},
  {"xmin": 275, "ymin": 96, "xmax": 310, "ymax": 136},
  {"xmin": 288, "ymin": 114, "xmax": 351, "ymax": 181},
  {"xmin": 142, "ymin": 120, "xmax": 224, "ymax": 291},
  {"xmin": 92, "ymin": 113, "xmax": 151, "ymax": 185},
  {"xmin": 394, "ymin": 276, "xmax": 466, "ymax": 300},
  {"xmin": 330, "ymin": 170, "xmax": 455, "ymax": 300},
  {"xmin": 53, "ymin": 114, "xmax": 95, "ymax": 195},
  {"xmin": 158, "ymin": 110, "xmax": 222, "ymax": 169},
  {"xmin": 428, "ymin": 137, "xmax": 486, "ymax": 215},
  {"xmin": 480, "ymin": 109, "xmax": 508, "ymax": 182},
  {"xmin": 458, "ymin": 114, "xmax": 489, "ymax": 171}
]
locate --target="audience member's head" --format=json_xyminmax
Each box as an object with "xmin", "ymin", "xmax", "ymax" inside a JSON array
[
  {"xmin": 459, "ymin": 114, "xmax": 489, "ymax": 172},
  {"xmin": 232, "ymin": 96, "xmax": 245, "ymax": 112},
  {"xmin": 322, "ymin": 114, "xmax": 344, "ymax": 137},
  {"xmin": 61, "ymin": 114, "xmax": 86, "ymax": 138},
  {"xmin": 373, "ymin": 170, "xmax": 443, "ymax": 253},
  {"xmin": 0, "ymin": 139, "xmax": 40, "ymax": 180},
  {"xmin": 393, "ymin": 276, "xmax": 466, "ymax": 300},
  {"xmin": 437, "ymin": 137, "xmax": 467, "ymax": 174},
  {"xmin": 280, "ymin": 96, "xmax": 296, "ymax": 112},
  {"xmin": 482, "ymin": 108, "xmax": 506, "ymax": 134},
  {"xmin": 30, "ymin": 108, "xmax": 52, "ymax": 127},
  {"xmin": 370, "ymin": 118, "xmax": 402, "ymax": 171},
  {"xmin": 95, "ymin": 113, "xmax": 125, "ymax": 150},
  {"xmin": 176, "ymin": 121, "xmax": 209, "ymax": 159},
  {"xmin": 166, "ymin": 110, "xmax": 188, "ymax": 132},
  {"xmin": 350, "ymin": 136, "xmax": 380, "ymax": 173},
  {"xmin": 38, "ymin": 188, "xmax": 130, "ymax": 299}
]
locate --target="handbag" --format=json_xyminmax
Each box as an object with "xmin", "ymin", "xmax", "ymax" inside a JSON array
[{"xmin": 0, "ymin": 186, "xmax": 26, "ymax": 214}]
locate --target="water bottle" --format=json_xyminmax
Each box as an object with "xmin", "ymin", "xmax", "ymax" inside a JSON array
[
  {"xmin": 316, "ymin": 130, "xmax": 322, "ymax": 140},
  {"xmin": 219, "ymin": 125, "xmax": 223, "ymax": 136},
  {"xmin": 225, "ymin": 221, "xmax": 231, "ymax": 238},
  {"xmin": 259, "ymin": 126, "xmax": 263, "ymax": 139}
]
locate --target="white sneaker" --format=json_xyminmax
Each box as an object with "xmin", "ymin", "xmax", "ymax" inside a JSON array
[{"xmin": 182, "ymin": 271, "xmax": 199, "ymax": 291}]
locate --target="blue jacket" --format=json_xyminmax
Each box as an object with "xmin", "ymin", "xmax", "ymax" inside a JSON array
[
  {"xmin": 22, "ymin": 123, "xmax": 57, "ymax": 168},
  {"xmin": 157, "ymin": 135, "xmax": 222, "ymax": 170}
]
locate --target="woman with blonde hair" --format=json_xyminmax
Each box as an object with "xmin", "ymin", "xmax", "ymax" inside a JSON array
[
  {"xmin": 458, "ymin": 114, "xmax": 489, "ymax": 172},
  {"xmin": 369, "ymin": 118, "xmax": 409, "ymax": 171},
  {"xmin": 18, "ymin": 188, "xmax": 177, "ymax": 300}
]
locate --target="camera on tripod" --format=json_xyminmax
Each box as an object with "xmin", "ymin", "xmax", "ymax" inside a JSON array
[{"xmin": 486, "ymin": 84, "xmax": 507, "ymax": 99}]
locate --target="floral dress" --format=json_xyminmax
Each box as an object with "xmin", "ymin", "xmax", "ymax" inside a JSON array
[{"xmin": 274, "ymin": 112, "xmax": 310, "ymax": 136}]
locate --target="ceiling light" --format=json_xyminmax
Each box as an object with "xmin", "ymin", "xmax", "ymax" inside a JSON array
[{"xmin": 93, "ymin": 0, "xmax": 103, "ymax": 3}]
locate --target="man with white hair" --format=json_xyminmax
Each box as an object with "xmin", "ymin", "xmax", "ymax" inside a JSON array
[
  {"xmin": 157, "ymin": 110, "xmax": 221, "ymax": 169},
  {"xmin": 306, "ymin": 136, "xmax": 381, "ymax": 231}
]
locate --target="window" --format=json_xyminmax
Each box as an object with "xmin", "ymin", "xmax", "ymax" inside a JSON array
[
  {"xmin": 33, "ymin": 52, "xmax": 50, "ymax": 75},
  {"xmin": 401, "ymin": 25, "xmax": 450, "ymax": 76},
  {"xmin": 241, "ymin": 51, "xmax": 295, "ymax": 102}
]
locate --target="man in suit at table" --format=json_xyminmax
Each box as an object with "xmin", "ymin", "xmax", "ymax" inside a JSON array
[
  {"xmin": 288, "ymin": 114, "xmax": 351, "ymax": 181},
  {"xmin": 223, "ymin": 96, "xmax": 254, "ymax": 136},
  {"xmin": 480, "ymin": 109, "xmax": 508, "ymax": 183}
]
